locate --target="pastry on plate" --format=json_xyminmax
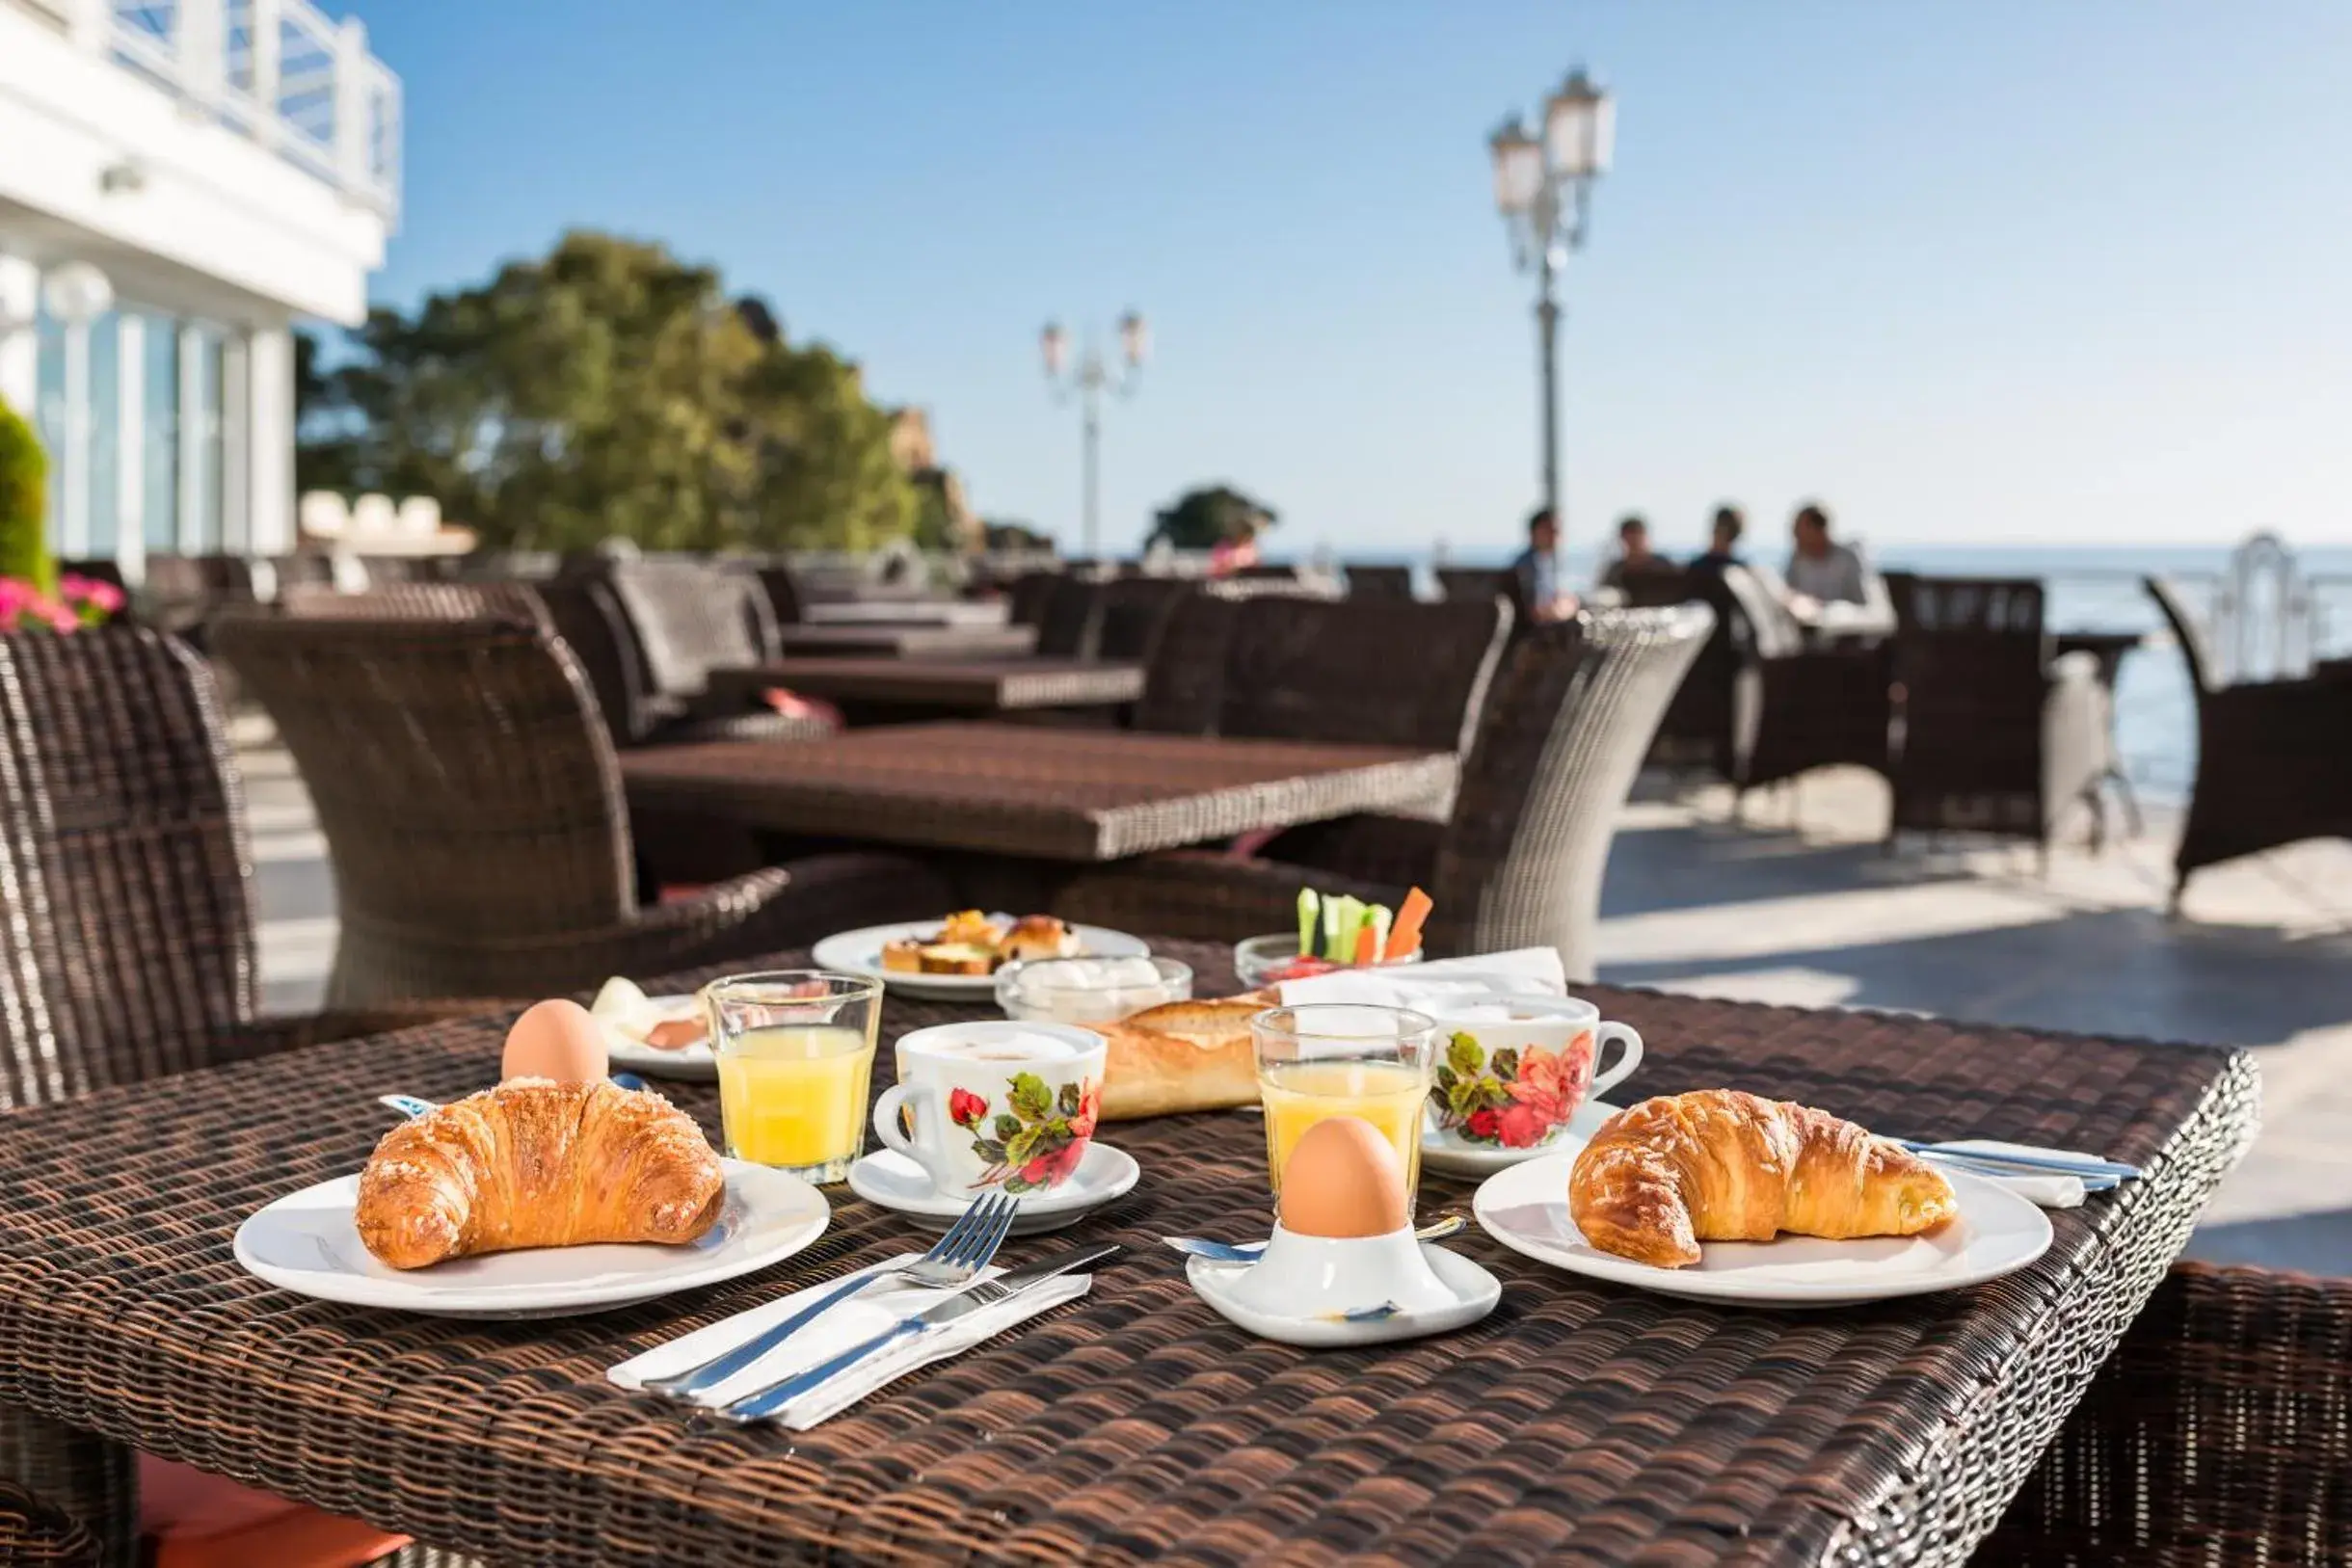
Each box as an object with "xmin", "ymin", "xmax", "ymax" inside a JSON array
[
  {"xmin": 355, "ymin": 1079, "xmax": 724, "ymax": 1269},
  {"xmin": 999, "ymin": 914, "xmax": 1081, "ymax": 964},
  {"xmin": 1097, "ymin": 997, "xmax": 1268, "ymax": 1120},
  {"xmin": 1568, "ymin": 1089, "xmax": 1957, "ymax": 1268}
]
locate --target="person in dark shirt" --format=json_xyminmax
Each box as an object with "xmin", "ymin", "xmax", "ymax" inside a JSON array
[
  {"xmin": 1688, "ymin": 505, "xmax": 1744, "ymax": 577},
  {"xmin": 1597, "ymin": 515, "xmax": 1680, "ymax": 593},
  {"xmin": 1510, "ymin": 506, "xmax": 1576, "ymax": 624}
]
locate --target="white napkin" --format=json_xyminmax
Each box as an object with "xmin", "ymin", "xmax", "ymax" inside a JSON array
[
  {"xmin": 608, "ymin": 1253, "xmax": 1091, "ymax": 1429},
  {"xmin": 1936, "ymin": 1139, "xmax": 2098, "ymax": 1209},
  {"xmin": 1277, "ymin": 946, "xmax": 1569, "ymax": 1008}
]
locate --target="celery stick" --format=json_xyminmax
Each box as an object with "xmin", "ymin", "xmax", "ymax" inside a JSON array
[
  {"xmin": 1321, "ymin": 895, "xmax": 1343, "ymax": 959},
  {"xmin": 1369, "ymin": 905, "xmax": 1393, "ymax": 962},
  {"xmin": 1296, "ymin": 889, "xmax": 1320, "ymax": 956}
]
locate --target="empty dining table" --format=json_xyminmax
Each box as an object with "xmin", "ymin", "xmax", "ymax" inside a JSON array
[
  {"xmin": 709, "ymin": 655, "xmax": 1146, "ymax": 719},
  {"xmin": 798, "ymin": 599, "xmax": 1011, "ymax": 628},
  {"xmin": 617, "ymin": 721, "xmax": 1458, "ymax": 860},
  {"xmin": 777, "ymin": 623, "xmax": 1038, "ymax": 659}
]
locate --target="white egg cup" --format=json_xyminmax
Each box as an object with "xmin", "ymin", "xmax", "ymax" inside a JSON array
[{"xmin": 1221, "ymin": 1223, "xmax": 1458, "ymax": 1318}]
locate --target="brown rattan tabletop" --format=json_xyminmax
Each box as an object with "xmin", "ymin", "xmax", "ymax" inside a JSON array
[
  {"xmin": 0, "ymin": 941, "xmax": 2253, "ymax": 1566},
  {"xmin": 710, "ymin": 656, "xmax": 1146, "ymax": 713},
  {"xmin": 800, "ymin": 601, "xmax": 1012, "ymax": 628},
  {"xmin": 618, "ymin": 722, "xmax": 1459, "ymax": 860},
  {"xmin": 778, "ymin": 624, "xmax": 1039, "ymax": 659}
]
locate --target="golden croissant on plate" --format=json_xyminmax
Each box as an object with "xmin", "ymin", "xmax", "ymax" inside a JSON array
[
  {"xmin": 355, "ymin": 1079, "xmax": 724, "ymax": 1269},
  {"xmin": 1569, "ymin": 1089, "xmax": 1957, "ymax": 1268}
]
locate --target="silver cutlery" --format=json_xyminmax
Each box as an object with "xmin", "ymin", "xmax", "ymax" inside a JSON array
[
  {"xmin": 1163, "ymin": 1213, "xmax": 1468, "ymax": 1263},
  {"xmin": 1900, "ymin": 1140, "xmax": 2141, "ymax": 1181},
  {"xmin": 647, "ymin": 1190, "xmax": 1019, "ymax": 1401},
  {"xmin": 711, "ymin": 1239, "xmax": 1120, "ymax": 1424},
  {"xmin": 1915, "ymin": 1148, "xmax": 2119, "ymax": 1190}
]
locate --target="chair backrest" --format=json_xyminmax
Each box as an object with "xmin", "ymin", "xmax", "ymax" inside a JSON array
[
  {"xmin": 601, "ymin": 558, "xmax": 778, "ymax": 698},
  {"xmin": 2146, "ymin": 575, "xmax": 2217, "ymax": 696},
  {"xmin": 1006, "ymin": 571, "xmax": 1062, "ymax": 628},
  {"xmin": 1436, "ymin": 568, "xmax": 1513, "ymax": 603},
  {"xmin": 0, "ymin": 626, "xmax": 257, "ymax": 1109},
  {"xmin": 536, "ymin": 575, "xmax": 659, "ymax": 744},
  {"xmin": 214, "ymin": 617, "xmax": 637, "ymax": 959},
  {"xmin": 1617, "ymin": 569, "xmax": 1697, "ymax": 609},
  {"xmin": 1344, "ymin": 564, "xmax": 1415, "ymax": 601},
  {"xmin": 279, "ymin": 580, "xmax": 550, "ymax": 628},
  {"xmin": 1032, "ymin": 575, "xmax": 1105, "ymax": 658},
  {"xmin": 1714, "ymin": 563, "xmax": 1805, "ymax": 658},
  {"xmin": 1132, "ymin": 591, "xmax": 1241, "ymax": 735},
  {"xmin": 1884, "ymin": 574, "xmax": 2051, "ymax": 835},
  {"xmin": 270, "ymin": 553, "xmax": 336, "ymax": 591},
  {"xmin": 754, "ymin": 564, "xmax": 805, "ymax": 628},
  {"xmin": 1217, "ymin": 596, "xmax": 1514, "ymax": 756},
  {"xmin": 1094, "ymin": 577, "xmax": 1193, "ymax": 662},
  {"xmin": 1430, "ymin": 605, "xmax": 1713, "ymax": 980}
]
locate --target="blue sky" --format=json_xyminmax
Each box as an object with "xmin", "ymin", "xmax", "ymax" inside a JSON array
[{"xmin": 355, "ymin": 1, "xmax": 2352, "ymax": 558}]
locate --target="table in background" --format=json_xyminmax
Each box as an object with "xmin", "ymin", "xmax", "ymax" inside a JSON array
[
  {"xmin": 799, "ymin": 600, "xmax": 1010, "ymax": 629},
  {"xmin": 778, "ymin": 624, "xmax": 1036, "ymax": 660},
  {"xmin": 710, "ymin": 656, "xmax": 1144, "ymax": 721},
  {"xmin": 618, "ymin": 722, "xmax": 1456, "ymax": 861},
  {"xmin": 0, "ymin": 940, "xmax": 2254, "ymax": 1565},
  {"xmin": 2052, "ymin": 627, "xmax": 2148, "ymax": 691}
]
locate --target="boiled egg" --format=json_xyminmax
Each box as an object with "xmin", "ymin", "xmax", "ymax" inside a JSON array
[
  {"xmin": 1277, "ymin": 1116, "xmax": 1411, "ymax": 1239},
  {"xmin": 500, "ymin": 998, "xmax": 610, "ymax": 1084}
]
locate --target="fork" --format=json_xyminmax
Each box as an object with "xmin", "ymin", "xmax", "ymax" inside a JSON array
[{"xmin": 646, "ymin": 1190, "xmax": 1020, "ymax": 1401}]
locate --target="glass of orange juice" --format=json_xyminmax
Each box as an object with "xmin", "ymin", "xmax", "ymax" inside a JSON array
[
  {"xmin": 705, "ymin": 971, "xmax": 884, "ymax": 1183},
  {"xmin": 1252, "ymin": 1003, "xmax": 1437, "ymax": 1209}
]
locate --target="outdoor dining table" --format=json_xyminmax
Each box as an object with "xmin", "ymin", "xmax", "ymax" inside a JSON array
[
  {"xmin": 708, "ymin": 656, "xmax": 1146, "ymax": 719},
  {"xmin": 0, "ymin": 940, "xmax": 2254, "ymax": 1565},
  {"xmin": 617, "ymin": 721, "xmax": 1457, "ymax": 861},
  {"xmin": 779, "ymin": 624, "xmax": 1039, "ymax": 660},
  {"xmin": 800, "ymin": 600, "xmax": 1012, "ymax": 629}
]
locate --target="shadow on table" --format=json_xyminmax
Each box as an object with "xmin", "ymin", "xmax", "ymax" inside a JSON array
[{"xmin": 2189, "ymin": 1205, "xmax": 2352, "ymax": 1275}]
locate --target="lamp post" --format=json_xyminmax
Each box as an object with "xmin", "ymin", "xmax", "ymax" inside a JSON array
[
  {"xmin": 1040, "ymin": 310, "xmax": 1146, "ymax": 560},
  {"xmin": 1489, "ymin": 68, "xmax": 1613, "ymax": 533}
]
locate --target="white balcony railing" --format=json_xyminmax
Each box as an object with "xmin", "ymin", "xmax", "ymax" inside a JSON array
[{"xmin": 52, "ymin": 0, "xmax": 399, "ymax": 218}]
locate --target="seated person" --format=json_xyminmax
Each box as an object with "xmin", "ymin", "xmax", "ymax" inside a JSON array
[
  {"xmin": 1782, "ymin": 502, "xmax": 1894, "ymax": 631},
  {"xmin": 1597, "ymin": 515, "xmax": 1681, "ymax": 593},
  {"xmin": 1510, "ymin": 506, "xmax": 1579, "ymax": 624},
  {"xmin": 1687, "ymin": 505, "xmax": 1744, "ymax": 577}
]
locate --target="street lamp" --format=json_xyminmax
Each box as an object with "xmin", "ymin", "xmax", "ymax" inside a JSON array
[
  {"xmin": 1040, "ymin": 309, "xmax": 1145, "ymax": 560},
  {"xmin": 1490, "ymin": 67, "xmax": 1613, "ymax": 533}
]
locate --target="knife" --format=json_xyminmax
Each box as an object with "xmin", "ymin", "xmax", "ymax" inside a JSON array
[
  {"xmin": 1899, "ymin": 1140, "xmax": 2142, "ymax": 1181},
  {"xmin": 709, "ymin": 1240, "xmax": 1120, "ymax": 1425}
]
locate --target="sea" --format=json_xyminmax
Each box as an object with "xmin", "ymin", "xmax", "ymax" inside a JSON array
[{"xmin": 1328, "ymin": 544, "xmax": 2352, "ymax": 807}]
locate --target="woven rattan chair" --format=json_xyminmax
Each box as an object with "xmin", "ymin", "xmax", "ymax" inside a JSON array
[
  {"xmin": 1005, "ymin": 571, "xmax": 1062, "ymax": 628},
  {"xmin": 753, "ymin": 563, "xmax": 805, "ymax": 628},
  {"xmin": 278, "ymin": 581, "xmax": 550, "ymax": 627},
  {"xmin": 1032, "ymin": 575, "xmax": 1103, "ymax": 658},
  {"xmin": 1884, "ymin": 574, "xmax": 2108, "ymax": 855},
  {"xmin": 1131, "ymin": 591, "xmax": 1239, "ymax": 736},
  {"xmin": 1343, "ymin": 563, "xmax": 1415, "ymax": 601},
  {"xmin": 1056, "ymin": 605, "xmax": 1712, "ymax": 980},
  {"xmin": 1712, "ymin": 562, "xmax": 1895, "ymax": 797},
  {"xmin": 1977, "ymin": 1261, "xmax": 2352, "ymax": 1567},
  {"xmin": 215, "ymin": 616, "xmax": 949, "ymax": 1003},
  {"xmin": 1215, "ymin": 594, "xmax": 1513, "ymax": 757},
  {"xmin": 583, "ymin": 561, "xmax": 831, "ymax": 747},
  {"xmin": 1093, "ymin": 577, "xmax": 1193, "ymax": 661},
  {"xmin": 1435, "ymin": 567, "xmax": 1513, "ymax": 603},
  {"xmin": 2148, "ymin": 575, "xmax": 2352, "ymax": 907}
]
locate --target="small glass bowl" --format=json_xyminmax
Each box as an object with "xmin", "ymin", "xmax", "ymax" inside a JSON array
[
  {"xmin": 995, "ymin": 955, "xmax": 1192, "ymax": 1024},
  {"xmin": 1234, "ymin": 933, "xmax": 1425, "ymax": 990}
]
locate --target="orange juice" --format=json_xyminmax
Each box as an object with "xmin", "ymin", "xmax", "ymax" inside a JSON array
[
  {"xmin": 717, "ymin": 1023, "xmax": 874, "ymax": 1175},
  {"xmin": 1259, "ymin": 1058, "xmax": 1427, "ymax": 1197}
]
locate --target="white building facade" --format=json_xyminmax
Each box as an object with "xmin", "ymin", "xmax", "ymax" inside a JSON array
[{"xmin": 0, "ymin": 0, "xmax": 396, "ymax": 578}]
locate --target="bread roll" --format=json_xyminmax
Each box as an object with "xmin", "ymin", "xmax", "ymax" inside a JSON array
[{"xmin": 1097, "ymin": 997, "xmax": 1268, "ymax": 1121}]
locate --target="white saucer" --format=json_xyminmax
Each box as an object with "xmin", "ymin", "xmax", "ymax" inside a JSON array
[
  {"xmin": 846, "ymin": 1142, "xmax": 1138, "ymax": 1235},
  {"xmin": 1187, "ymin": 1243, "xmax": 1501, "ymax": 1347},
  {"xmin": 233, "ymin": 1159, "xmax": 829, "ymax": 1318},
  {"xmin": 1473, "ymin": 1147, "xmax": 2052, "ymax": 1308},
  {"xmin": 811, "ymin": 919, "xmax": 1149, "ymax": 1000},
  {"xmin": 1421, "ymin": 1096, "xmax": 1622, "ymax": 1177},
  {"xmin": 600, "ymin": 993, "xmax": 716, "ymax": 1080}
]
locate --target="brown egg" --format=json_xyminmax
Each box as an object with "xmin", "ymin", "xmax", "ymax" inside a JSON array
[
  {"xmin": 500, "ymin": 998, "xmax": 610, "ymax": 1084},
  {"xmin": 1278, "ymin": 1116, "xmax": 1411, "ymax": 1239}
]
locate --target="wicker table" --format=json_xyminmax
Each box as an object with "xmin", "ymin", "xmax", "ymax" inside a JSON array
[
  {"xmin": 710, "ymin": 656, "xmax": 1145, "ymax": 716},
  {"xmin": 800, "ymin": 601, "xmax": 1012, "ymax": 629},
  {"xmin": 779, "ymin": 624, "xmax": 1038, "ymax": 659},
  {"xmin": 617, "ymin": 722, "xmax": 1457, "ymax": 860},
  {"xmin": 0, "ymin": 941, "xmax": 2253, "ymax": 1566}
]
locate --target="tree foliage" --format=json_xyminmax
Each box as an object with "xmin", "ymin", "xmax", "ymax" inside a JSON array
[
  {"xmin": 1146, "ymin": 484, "xmax": 1276, "ymax": 551},
  {"xmin": 0, "ymin": 395, "xmax": 52, "ymax": 591},
  {"xmin": 297, "ymin": 230, "xmax": 917, "ymax": 552}
]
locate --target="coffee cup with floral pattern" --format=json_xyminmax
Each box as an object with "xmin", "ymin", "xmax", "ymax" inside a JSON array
[
  {"xmin": 875, "ymin": 1022, "xmax": 1106, "ymax": 1196},
  {"xmin": 1424, "ymin": 997, "xmax": 1641, "ymax": 1152}
]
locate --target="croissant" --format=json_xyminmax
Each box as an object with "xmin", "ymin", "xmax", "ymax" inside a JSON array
[
  {"xmin": 355, "ymin": 1079, "xmax": 725, "ymax": 1269},
  {"xmin": 1569, "ymin": 1089, "xmax": 1956, "ymax": 1268}
]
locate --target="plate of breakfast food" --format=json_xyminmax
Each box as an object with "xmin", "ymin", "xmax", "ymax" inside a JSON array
[
  {"xmin": 586, "ymin": 976, "xmax": 714, "ymax": 1079},
  {"xmin": 813, "ymin": 912, "xmax": 1149, "ymax": 999},
  {"xmin": 235, "ymin": 1076, "xmax": 829, "ymax": 1317},
  {"xmin": 1471, "ymin": 1088, "xmax": 2051, "ymax": 1306}
]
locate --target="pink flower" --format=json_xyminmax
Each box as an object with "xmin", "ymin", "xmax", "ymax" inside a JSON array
[
  {"xmin": 1067, "ymin": 1082, "xmax": 1100, "ymax": 1141},
  {"xmin": 58, "ymin": 575, "xmax": 123, "ymax": 614},
  {"xmin": 1496, "ymin": 1103, "xmax": 1551, "ymax": 1148},
  {"xmin": 1018, "ymin": 1136, "xmax": 1087, "ymax": 1190},
  {"xmin": 1465, "ymin": 1106, "xmax": 1502, "ymax": 1143},
  {"xmin": 1502, "ymin": 1040, "xmax": 1594, "ymax": 1146}
]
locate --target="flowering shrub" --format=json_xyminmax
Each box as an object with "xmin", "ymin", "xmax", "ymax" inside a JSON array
[{"xmin": 0, "ymin": 573, "xmax": 123, "ymax": 634}]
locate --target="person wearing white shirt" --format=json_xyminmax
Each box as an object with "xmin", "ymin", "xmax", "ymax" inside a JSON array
[{"xmin": 1782, "ymin": 502, "xmax": 1894, "ymax": 633}]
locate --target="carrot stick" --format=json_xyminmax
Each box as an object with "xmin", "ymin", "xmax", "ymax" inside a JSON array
[
  {"xmin": 1386, "ymin": 887, "xmax": 1433, "ymax": 960},
  {"xmin": 1353, "ymin": 921, "xmax": 1378, "ymax": 965}
]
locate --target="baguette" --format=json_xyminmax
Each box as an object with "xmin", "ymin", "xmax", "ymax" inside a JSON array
[{"xmin": 1097, "ymin": 997, "xmax": 1269, "ymax": 1121}]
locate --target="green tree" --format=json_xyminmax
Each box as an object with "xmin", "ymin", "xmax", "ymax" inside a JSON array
[
  {"xmin": 0, "ymin": 395, "xmax": 52, "ymax": 591},
  {"xmin": 1146, "ymin": 484, "xmax": 1276, "ymax": 551},
  {"xmin": 297, "ymin": 230, "xmax": 916, "ymax": 552}
]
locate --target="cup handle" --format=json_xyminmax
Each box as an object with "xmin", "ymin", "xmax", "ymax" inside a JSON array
[
  {"xmin": 1590, "ymin": 1023, "xmax": 1644, "ymax": 1098},
  {"xmin": 872, "ymin": 1082, "xmax": 934, "ymax": 1163}
]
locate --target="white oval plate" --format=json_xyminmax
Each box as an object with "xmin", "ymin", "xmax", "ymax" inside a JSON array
[
  {"xmin": 1187, "ymin": 1243, "xmax": 1501, "ymax": 1347},
  {"xmin": 1421, "ymin": 1097, "xmax": 1622, "ymax": 1178},
  {"xmin": 601, "ymin": 993, "xmax": 715, "ymax": 1080},
  {"xmin": 846, "ymin": 1142, "xmax": 1138, "ymax": 1235},
  {"xmin": 1473, "ymin": 1146, "xmax": 2051, "ymax": 1308},
  {"xmin": 233, "ymin": 1159, "xmax": 829, "ymax": 1318},
  {"xmin": 811, "ymin": 921, "xmax": 1149, "ymax": 1000}
]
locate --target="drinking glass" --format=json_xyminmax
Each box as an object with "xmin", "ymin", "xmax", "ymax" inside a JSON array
[
  {"xmin": 1251, "ymin": 1003, "xmax": 1438, "ymax": 1208},
  {"xmin": 704, "ymin": 970, "xmax": 884, "ymax": 1183}
]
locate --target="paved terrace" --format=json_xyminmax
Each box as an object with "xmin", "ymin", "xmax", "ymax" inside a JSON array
[{"xmin": 241, "ymin": 734, "xmax": 2351, "ymax": 1276}]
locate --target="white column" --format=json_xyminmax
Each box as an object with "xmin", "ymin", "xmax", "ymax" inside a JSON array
[
  {"xmin": 219, "ymin": 332, "xmax": 250, "ymax": 552},
  {"xmin": 245, "ymin": 325, "xmax": 293, "ymax": 556},
  {"xmin": 66, "ymin": 0, "xmax": 107, "ymax": 51},
  {"xmin": 334, "ymin": 18, "xmax": 372, "ymax": 196},
  {"xmin": 116, "ymin": 314, "xmax": 146, "ymax": 585},
  {"xmin": 0, "ymin": 255, "xmax": 35, "ymax": 419},
  {"xmin": 250, "ymin": 0, "xmax": 283, "ymax": 147},
  {"xmin": 179, "ymin": 0, "xmax": 226, "ymax": 112},
  {"xmin": 177, "ymin": 323, "xmax": 204, "ymax": 552},
  {"xmin": 59, "ymin": 320, "xmax": 89, "ymax": 557}
]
